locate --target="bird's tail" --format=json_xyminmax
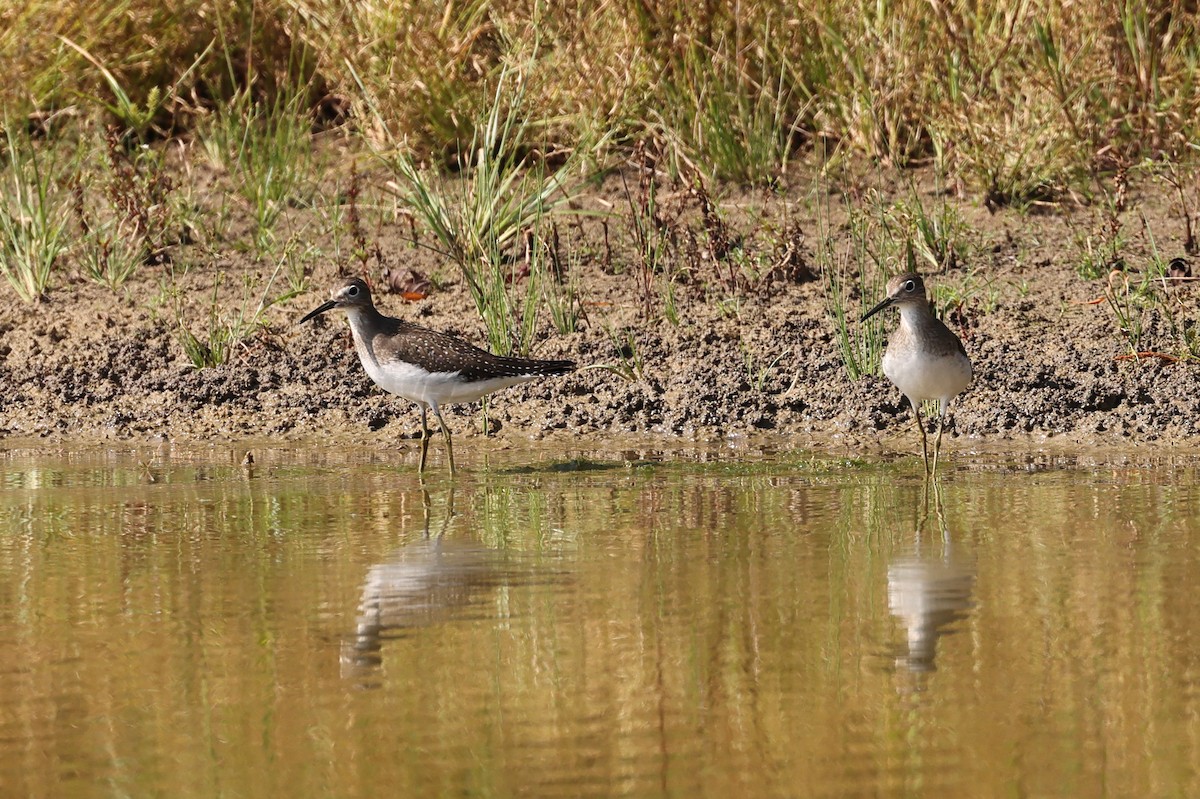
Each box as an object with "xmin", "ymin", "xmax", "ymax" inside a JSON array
[{"xmin": 524, "ymin": 358, "xmax": 576, "ymax": 376}]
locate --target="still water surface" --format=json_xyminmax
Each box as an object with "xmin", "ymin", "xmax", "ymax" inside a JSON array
[{"xmin": 1, "ymin": 444, "xmax": 1198, "ymax": 797}]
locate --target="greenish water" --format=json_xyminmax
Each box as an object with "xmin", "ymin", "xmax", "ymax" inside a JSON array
[{"xmin": 1, "ymin": 444, "xmax": 1198, "ymax": 797}]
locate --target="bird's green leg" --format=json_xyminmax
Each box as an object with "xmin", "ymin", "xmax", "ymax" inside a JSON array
[
  {"xmin": 431, "ymin": 403, "xmax": 456, "ymax": 475},
  {"xmin": 910, "ymin": 396, "xmax": 930, "ymax": 475}
]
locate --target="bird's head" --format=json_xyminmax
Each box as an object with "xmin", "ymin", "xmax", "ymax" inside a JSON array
[
  {"xmin": 861, "ymin": 273, "xmax": 928, "ymax": 321},
  {"xmin": 299, "ymin": 277, "xmax": 373, "ymax": 324}
]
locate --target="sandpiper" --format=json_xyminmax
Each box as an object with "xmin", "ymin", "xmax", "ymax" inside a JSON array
[
  {"xmin": 300, "ymin": 277, "xmax": 575, "ymax": 474},
  {"xmin": 861, "ymin": 273, "xmax": 972, "ymax": 475}
]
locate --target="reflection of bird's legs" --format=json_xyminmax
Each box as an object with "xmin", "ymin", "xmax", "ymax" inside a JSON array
[
  {"xmin": 931, "ymin": 399, "xmax": 948, "ymax": 478},
  {"xmin": 932, "ymin": 480, "xmax": 949, "ymax": 546},
  {"xmin": 431, "ymin": 403, "xmax": 456, "ymax": 475},
  {"xmin": 417, "ymin": 404, "xmax": 432, "ymax": 474},
  {"xmin": 916, "ymin": 479, "xmax": 930, "ymax": 550},
  {"xmin": 436, "ymin": 486, "xmax": 456, "ymax": 539},
  {"xmin": 420, "ymin": 487, "xmax": 432, "ymax": 538}
]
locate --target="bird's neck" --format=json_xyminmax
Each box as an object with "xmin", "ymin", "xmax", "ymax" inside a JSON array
[
  {"xmin": 897, "ymin": 302, "xmax": 935, "ymax": 334},
  {"xmin": 344, "ymin": 305, "xmax": 386, "ymax": 343}
]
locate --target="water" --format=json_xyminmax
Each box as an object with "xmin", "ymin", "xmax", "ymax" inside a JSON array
[{"xmin": 1, "ymin": 443, "xmax": 1199, "ymax": 797}]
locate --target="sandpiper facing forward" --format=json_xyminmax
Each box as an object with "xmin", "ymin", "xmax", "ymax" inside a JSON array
[
  {"xmin": 861, "ymin": 273, "xmax": 972, "ymax": 475},
  {"xmin": 301, "ymin": 278, "xmax": 575, "ymax": 475}
]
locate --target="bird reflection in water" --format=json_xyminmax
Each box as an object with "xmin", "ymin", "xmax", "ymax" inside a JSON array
[
  {"xmin": 887, "ymin": 482, "xmax": 976, "ymax": 682},
  {"xmin": 340, "ymin": 488, "xmax": 561, "ymax": 679}
]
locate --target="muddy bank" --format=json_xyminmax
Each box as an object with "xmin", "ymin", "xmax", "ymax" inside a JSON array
[{"xmin": 1, "ymin": 165, "xmax": 1198, "ymax": 457}]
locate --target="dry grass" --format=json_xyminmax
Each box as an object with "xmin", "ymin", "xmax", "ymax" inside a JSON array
[{"xmin": 1, "ymin": 1, "xmax": 1198, "ymax": 197}]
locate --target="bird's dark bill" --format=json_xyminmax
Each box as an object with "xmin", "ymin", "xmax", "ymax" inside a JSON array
[
  {"xmin": 860, "ymin": 297, "xmax": 893, "ymax": 322},
  {"xmin": 299, "ymin": 300, "xmax": 338, "ymax": 324}
]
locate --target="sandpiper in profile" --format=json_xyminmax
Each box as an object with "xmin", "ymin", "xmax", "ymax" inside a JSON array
[
  {"xmin": 861, "ymin": 273, "xmax": 972, "ymax": 475},
  {"xmin": 300, "ymin": 277, "xmax": 575, "ymax": 474}
]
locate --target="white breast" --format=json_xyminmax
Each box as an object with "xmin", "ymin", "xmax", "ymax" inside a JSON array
[{"xmin": 882, "ymin": 347, "xmax": 973, "ymax": 405}]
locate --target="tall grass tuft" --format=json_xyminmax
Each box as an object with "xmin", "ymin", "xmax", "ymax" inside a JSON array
[
  {"xmin": 60, "ymin": 36, "xmax": 213, "ymax": 144},
  {"xmin": 654, "ymin": 20, "xmax": 802, "ymax": 184},
  {"xmin": 622, "ymin": 151, "xmax": 677, "ymax": 322},
  {"xmin": 199, "ymin": 83, "xmax": 314, "ymax": 253},
  {"xmin": 73, "ymin": 127, "xmax": 176, "ymax": 290},
  {"xmin": 362, "ymin": 60, "xmax": 603, "ymax": 354},
  {"xmin": 0, "ymin": 127, "xmax": 70, "ymax": 302},
  {"xmin": 820, "ymin": 210, "xmax": 887, "ymax": 381}
]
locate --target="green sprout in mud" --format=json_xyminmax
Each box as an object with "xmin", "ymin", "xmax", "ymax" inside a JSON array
[
  {"xmin": 895, "ymin": 183, "xmax": 968, "ymax": 273},
  {"xmin": 169, "ymin": 261, "xmax": 301, "ymax": 368},
  {"xmin": 742, "ymin": 344, "xmax": 792, "ymax": 394},
  {"xmin": 622, "ymin": 160, "xmax": 676, "ymax": 322},
  {"xmin": 933, "ymin": 271, "xmax": 997, "ymax": 318},
  {"xmin": 597, "ymin": 323, "xmax": 645, "ymax": 383},
  {"xmin": 1074, "ymin": 196, "xmax": 1127, "ymax": 281},
  {"xmin": 538, "ymin": 230, "xmax": 584, "ymax": 336}
]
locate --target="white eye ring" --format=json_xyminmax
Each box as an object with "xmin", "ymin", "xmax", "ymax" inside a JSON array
[
  {"xmin": 903, "ymin": 279, "xmax": 916, "ymax": 292},
  {"xmin": 348, "ymin": 285, "xmax": 359, "ymax": 296}
]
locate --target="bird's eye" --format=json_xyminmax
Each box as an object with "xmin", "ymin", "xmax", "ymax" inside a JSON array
[
  {"xmin": 903, "ymin": 279, "xmax": 916, "ymax": 292},
  {"xmin": 347, "ymin": 285, "xmax": 359, "ymax": 297}
]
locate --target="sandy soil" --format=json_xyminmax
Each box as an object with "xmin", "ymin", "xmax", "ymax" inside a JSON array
[{"xmin": 2, "ymin": 157, "xmax": 1198, "ymax": 461}]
